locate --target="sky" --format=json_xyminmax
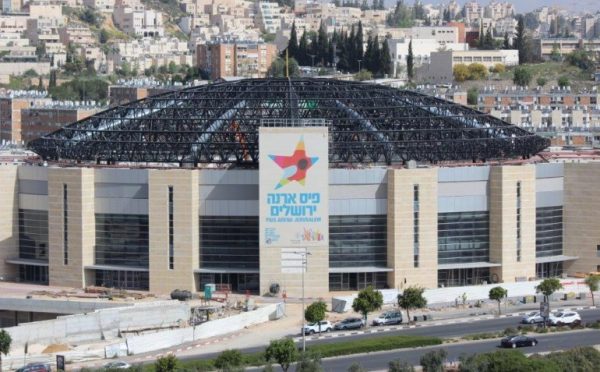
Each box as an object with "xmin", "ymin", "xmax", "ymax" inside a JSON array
[{"xmin": 383, "ymin": 0, "xmax": 600, "ymax": 14}]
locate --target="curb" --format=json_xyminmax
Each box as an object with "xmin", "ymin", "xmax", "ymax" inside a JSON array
[{"xmin": 295, "ymin": 305, "xmax": 599, "ymax": 341}]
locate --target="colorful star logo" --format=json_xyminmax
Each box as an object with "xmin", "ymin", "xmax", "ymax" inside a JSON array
[{"xmin": 269, "ymin": 136, "xmax": 319, "ymax": 189}]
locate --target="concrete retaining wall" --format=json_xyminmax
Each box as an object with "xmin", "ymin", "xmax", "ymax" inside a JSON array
[
  {"xmin": 332, "ymin": 279, "xmax": 592, "ymax": 312},
  {"xmin": 122, "ymin": 303, "xmax": 283, "ymax": 355},
  {"xmin": 0, "ymin": 298, "xmax": 129, "ymax": 314},
  {"xmin": 5, "ymin": 301, "xmax": 190, "ymax": 347}
]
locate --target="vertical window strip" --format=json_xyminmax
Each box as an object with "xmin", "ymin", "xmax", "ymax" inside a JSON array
[
  {"xmin": 413, "ymin": 184, "xmax": 419, "ymax": 268},
  {"xmin": 516, "ymin": 181, "xmax": 521, "ymax": 262},
  {"xmin": 63, "ymin": 184, "xmax": 68, "ymax": 265},
  {"xmin": 168, "ymin": 186, "xmax": 174, "ymax": 270}
]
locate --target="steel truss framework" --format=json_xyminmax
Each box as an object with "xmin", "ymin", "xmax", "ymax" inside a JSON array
[{"xmin": 28, "ymin": 78, "xmax": 549, "ymax": 166}]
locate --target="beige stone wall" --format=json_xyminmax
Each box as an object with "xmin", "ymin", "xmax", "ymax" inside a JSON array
[
  {"xmin": 148, "ymin": 169, "xmax": 199, "ymax": 293},
  {"xmin": 0, "ymin": 166, "xmax": 19, "ymax": 280},
  {"xmin": 387, "ymin": 168, "xmax": 438, "ymax": 290},
  {"xmin": 489, "ymin": 165, "xmax": 536, "ymax": 283},
  {"xmin": 260, "ymin": 246, "xmax": 329, "ymax": 298},
  {"xmin": 564, "ymin": 163, "xmax": 600, "ymax": 274},
  {"xmin": 47, "ymin": 168, "xmax": 95, "ymax": 288}
]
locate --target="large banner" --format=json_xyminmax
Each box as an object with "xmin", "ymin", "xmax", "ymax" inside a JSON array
[{"xmin": 259, "ymin": 127, "xmax": 329, "ymax": 248}]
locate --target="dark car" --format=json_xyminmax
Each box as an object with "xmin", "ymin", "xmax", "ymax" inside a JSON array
[
  {"xmin": 334, "ymin": 317, "xmax": 365, "ymax": 330},
  {"xmin": 16, "ymin": 363, "xmax": 52, "ymax": 372},
  {"xmin": 500, "ymin": 335, "xmax": 538, "ymax": 348}
]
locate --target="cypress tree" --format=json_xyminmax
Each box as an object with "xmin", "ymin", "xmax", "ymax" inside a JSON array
[
  {"xmin": 348, "ymin": 25, "xmax": 356, "ymax": 71},
  {"xmin": 298, "ymin": 32, "xmax": 308, "ymax": 66},
  {"xmin": 515, "ymin": 15, "xmax": 526, "ymax": 64},
  {"xmin": 355, "ymin": 21, "xmax": 364, "ymax": 64},
  {"xmin": 37, "ymin": 76, "xmax": 43, "ymax": 91},
  {"xmin": 407, "ymin": 38, "xmax": 414, "ymax": 79},
  {"xmin": 364, "ymin": 35, "xmax": 374, "ymax": 72},
  {"xmin": 288, "ymin": 22, "xmax": 298, "ymax": 60},
  {"xmin": 380, "ymin": 38, "xmax": 392, "ymax": 77},
  {"xmin": 503, "ymin": 32, "xmax": 510, "ymax": 49},
  {"xmin": 484, "ymin": 27, "xmax": 494, "ymax": 50},
  {"xmin": 317, "ymin": 21, "xmax": 329, "ymax": 66},
  {"xmin": 372, "ymin": 35, "xmax": 381, "ymax": 75}
]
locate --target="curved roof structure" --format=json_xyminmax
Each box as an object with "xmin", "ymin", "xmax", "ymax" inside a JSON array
[{"xmin": 28, "ymin": 78, "xmax": 549, "ymax": 166}]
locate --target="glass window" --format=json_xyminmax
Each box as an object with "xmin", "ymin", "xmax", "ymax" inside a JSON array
[
  {"xmin": 94, "ymin": 269, "xmax": 149, "ymax": 290},
  {"xmin": 536, "ymin": 207, "xmax": 563, "ymax": 257},
  {"xmin": 199, "ymin": 216, "xmax": 259, "ymax": 269},
  {"xmin": 329, "ymin": 215, "xmax": 387, "ymax": 268},
  {"xmin": 19, "ymin": 209, "xmax": 49, "ymax": 261},
  {"xmin": 438, "ymin": 211, "xmax": 490, "ymax": 264},
  {"xmin": 329, "ymin": 272, "xmax": 387, "ymax": 291},
  {"xmin": 95, "ymin": 214, "xmax": 149, "ymax": 268}
]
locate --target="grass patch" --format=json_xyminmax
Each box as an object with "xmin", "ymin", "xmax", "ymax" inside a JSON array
[
  {"xmin": 463, "ymin": 332, "xmax": 499, "ymax": 341},
  {"xmin": 307, "ymin": 335, "xmax": 442, "ymax": 357},
  {"xmin": 137, "ymin": 335, "xmax": 441, "ymax": 371}
]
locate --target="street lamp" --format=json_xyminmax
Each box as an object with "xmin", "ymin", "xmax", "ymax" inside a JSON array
[
  {"xmin": 294, "ymin": 249, "xmax": 311, "ymax": 352},
  {"xmin": 357, "ymin": 59, "xmax": 362, "ymax": 72}
]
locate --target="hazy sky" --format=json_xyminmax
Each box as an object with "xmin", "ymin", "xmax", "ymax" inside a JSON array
[{"xmin": 383, "ymin": 0, "xmax": 600, "ymax": 14}]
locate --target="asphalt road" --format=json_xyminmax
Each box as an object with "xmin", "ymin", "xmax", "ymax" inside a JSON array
[
  {"xmin": 319, "ymin": 329, "xmax": 600, "ymax": 371},
  {"xmin": 179, "ymin": 308, "xmax": 600, "ymax": 362}
]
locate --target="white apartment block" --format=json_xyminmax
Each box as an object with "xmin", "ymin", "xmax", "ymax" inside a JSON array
[
  {"xmin": 463, "ymin": 1, "xmax": 482, "ymax": 24},
  {"xmin": 421, "ymin": 49, "xmax": 519, "ymax": 83},
  {"xmin": 255, "ymin": 1, "xmax": 281, "ymax": 34},
  {"xmin": 83, "ymin": 0, "xmax": 115, "ymax": 13},
  {"xmin": 410, "ymin": 26, "xmax": 459, "ymax": 44},
  {"xmin": 113, "ymin": 0, "xmax": 164, "ymax": 37},
  {"xmin": 388, "ymin": 37, "xmax": 469, "ymax": 77},
  {"xmin": 108, "ymin": 37, "xmax": 191, "ymax": 71},
  {"xmin": 484, "ymin": 1, "xmax": 514, "ymax": 21}
]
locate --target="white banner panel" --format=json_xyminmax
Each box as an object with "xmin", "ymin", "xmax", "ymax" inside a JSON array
[{"xmin": 259, "ymin": 127, "xmax": 329, "ymax": 248}]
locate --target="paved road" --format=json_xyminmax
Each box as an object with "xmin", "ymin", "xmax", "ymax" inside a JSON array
[
  {"xmin": 178, "ymin": 308, "xmax": 600, "ymax": 362},
  {"xmin": 318, "ymin": 329, "xmax": 600, "ymax": 371}
]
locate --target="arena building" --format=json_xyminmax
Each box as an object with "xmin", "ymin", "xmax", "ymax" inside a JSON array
[{"xmin": 1, "ymin": 78, "xmax": 598, "ymax": 298}]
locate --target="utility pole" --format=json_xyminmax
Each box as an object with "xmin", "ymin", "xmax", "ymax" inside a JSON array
[
  {"xmin": 295, "ymin": 249, "xmax": 311, "ymax": 352},
  {"xmin": 358, "ymin": 59, "xmax": 362, "ymax": 72}
]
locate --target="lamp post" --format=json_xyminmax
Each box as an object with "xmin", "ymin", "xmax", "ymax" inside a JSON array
[
  {"xmin": 294, "ymin": 249, "xmax": 311, "ymax": 352},
  {"xmin": 358, "ymin": 59, "xmax": 362, "ymax": 72}
]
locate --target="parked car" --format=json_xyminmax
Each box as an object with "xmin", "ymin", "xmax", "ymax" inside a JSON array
[
  {"xmin": 372, "ymin": 311, "xmax": 403, "ymax": 326},
  {"xmin": 16, "ymin": 363, "xmax": 51, "ymax": 372},
  {"xmin": 521, "ymin": 311, "xmax": 545, "ymax": 324},
  {"xmin": 104, "ymin": 361, "xmax": 132, "ymax": 369},
  {"xmin": 548, "ymin": 311, "xmax": 581, "ymax": 326},
  {"xmin": 302, "ymin": 320, "xmax": 333, "ymax": 335},
  {"xmin": 500, "ymin": 335, "xmax": 538, "ymax": 348},
  {"xmin": 334, "ymin": 317, "xmax": 365, "ymax": 330}
]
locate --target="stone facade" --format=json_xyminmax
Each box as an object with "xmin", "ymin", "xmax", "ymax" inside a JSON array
[{"xmin": 0, "ymin": 166, "xmax": 19, "ymax": 280}]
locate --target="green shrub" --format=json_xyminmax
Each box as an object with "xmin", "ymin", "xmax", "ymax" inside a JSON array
[
  {"xmin": 154, "ymin": 355, "xmax": 179, "ymax": 372},
  {"xmin": 388, "ymin": 360, "xmax": 415, "ymax": 372},
  {"xmin": 214, "ymin": 349, "xmax": 243, "ymax": 371},
  {"xmin": 420, "ymin": 349, "xmax": 447, "ymax": 372}
]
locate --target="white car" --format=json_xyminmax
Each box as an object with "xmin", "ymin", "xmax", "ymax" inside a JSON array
[
  {"xmin": 302, "ymin": 320, "xmax": 333, "ymax": 335},
  {"xmin": 104, "ymin": 361, "xmax": 131, "ymax": 369},
  {"xmin": 548, "ymin": 311, "xmax": 581, "ymax": 326},
  {"xmin": 521, "ymin": 311, "xmax": 545, "ymax": 324}
]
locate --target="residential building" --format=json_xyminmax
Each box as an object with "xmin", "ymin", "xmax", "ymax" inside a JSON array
[
  {"xmin": 255, "ymin": 1, "xmax": 281, "ymax": 34},
  {"xmin": 196, "ymin": 42, "xmax": 277, "ymax": 79},
  {"xmin": 0, "ymin": 91, "xmax": 52, "ymax": 144},
  {"xmin": 113, "ymin": 0, "xmax": 164, "ymax": 37},
  {"xmin": 534, "ymin": 38, "xmax": 600, "ymax": 59},
  {"xmin": 388, "ymin": 38, "xmax": 469, "ymax": 78}
]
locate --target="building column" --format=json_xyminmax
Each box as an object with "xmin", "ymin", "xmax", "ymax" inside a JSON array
[
  {"xmin": 148, "ymin": 169, "xmax": 199, "ymax": 293},
  {"xmin": 563, "ymin": 163, "xmax": 600, "ymax": 274},
  {"xmin": 387, "ymin": 168, "xmax": 438, "ymax": 290},
  {"xmin": 48, "ymin": 168, "xmax": 95, "ymax": 288},
  {"xmin": 0, "ymin": 166, "xmax": 18, "ymax": 281},
  {"xmin": 489, "ymin": 165, "xmax": 536, "ymax": 283}
]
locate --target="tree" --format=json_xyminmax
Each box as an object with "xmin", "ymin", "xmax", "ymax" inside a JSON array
[
  {"xmin": 99, "ymin": 29, "xmax": 110, "ymax": 44},
  {"xmin": 536, "ymin": 278, "xmax": 563, "ymax": 313},
  {"xmin": 488, "ymin": 286, "xmax": 508, "ymax": 315},
  {"xmin": 388, "ymin": 360, "xmax": 415, "ymax": 372},
  {"xmin": 0, "ymin": 329, "xmax": 12, "ymax": 372},
  {"xmin": 352, "ymin": 286, "xmax": 383, "ymax": 325},
  {"xmin": 453, "ymin": 64, "xmax": 469, "ymax": 82},
  {"xmin": 536, "ymin": 77, "xmax": 547, "ymax": 87},
  {"xmin": 459, "ymin": 350, "xmax": 559, "ymax": 372},
  {"xmin": 265, "ymin": 338, "xmax": 298, "ymax": 372},
  {"xmin": 48, "ymin": 70, "xmax": 57, "ymax": 89},
  {"xmin": 557, "ymin": 76, "xmax": 570, "ymax": 88},
  {"xmin": 397, "ymin": 286, "xmax": 427, "ymax": 323},
  {"xmin": 512, "ymin": 66, "xmax": 532, "ymax": 87},
  {"xmin": 379, "ymin": 39, "xmax": 392, "ymax": 77},
  {"xmin": 503, "ymin": 32, "xmax": 511, "ymax": 49},
  {"xmin": 419, "ymin": 349, "xmax": 447, "ymax": 372},
  {"xmin": 565, "ymin": 50, "xmax": 594, "ymax": 72},
  {"xmin": 355, "ymin": 69, "xmax": 373, "ymax": 81},
  {"xmin": 491, "ymin": 63, "xmax": 505, "ymax": 73},
  {"xmin": 154, "ymin": 355, "xmax": 179, "ymax": 372},
  {"xmin": 214, "ymin": 349, "xmax": 243, "ymax": 371},
  {"xmin": 585, "ymin": 275, "xmax": 600, "ymax": 306},
  {"xmin": 550, "ymin": 43, "xmax": 561, "ymax": 62},
  {"xmin": 267, "ymin": 57, "xmax": 300, "ymax": 78},
  {"xmin": 296, "ymin": 351, "xmax": 323, "ymax": 372},
  {"xmin": 37, "ymin": 76, "xmax": 43, "ymax": 91},
  {"xmin": 467, "ymin": 87, "xmax": 478, "ymax": 105},
  {"xmin": 305, "ymin": 301, "xmax": 327, "ymax": 333},
  {"xmin": 35, "ymin": 41, "xmax": 46, "ymax": 59},
  {"xmin": 467, "ymin": 63, "xmax": 488, "ymax": 80},
  {"xmin": 287, "ymin": 22, "xmax": 298, "ymax": 60},
  {"xmin": 168, "ymin": 61, "xmax": 178, "ymax": 74},
  {"xmin": 515, "ymin": 15, "xmax": 526, "ymax": 64},
  {"xmin": 348, "ymin": 363, "xmax": 367, "ymax": 372},
  {"xmin": 406, "ymin": 39, "xmax": 414, "ymax": 80}
]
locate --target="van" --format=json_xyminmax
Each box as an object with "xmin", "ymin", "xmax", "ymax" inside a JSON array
[{"xmin": 372, "ymin": 311, "xmax": 403, "ymax": 326}]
